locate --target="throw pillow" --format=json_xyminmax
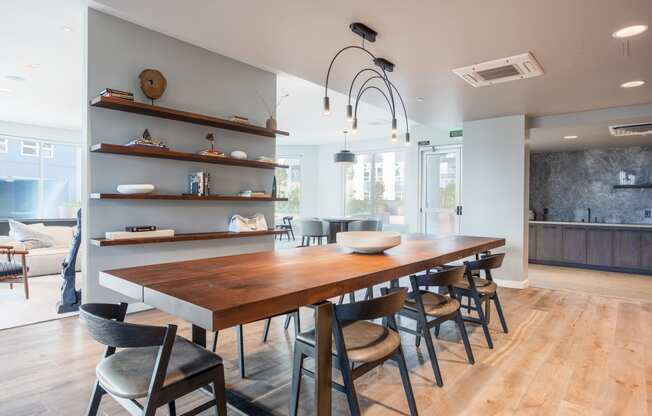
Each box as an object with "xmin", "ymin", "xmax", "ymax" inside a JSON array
[{"xmin": 8, "ymin": 220, "xmax": 55, "ymax": 249}]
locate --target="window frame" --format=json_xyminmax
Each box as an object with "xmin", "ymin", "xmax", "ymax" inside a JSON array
[
  {"xmin": 0, "ymin": 137, "xmax": 8, "ymax": 153},
  {"xmin": 41, "ymin": 142, "xmax": 54, "ymax": 159},
  {"xmin": 21, "ymin": 140, "xmax": 39, "ymax": 157}
]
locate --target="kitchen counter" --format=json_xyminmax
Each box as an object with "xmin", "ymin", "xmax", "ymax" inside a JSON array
[{"xmin": 529, "ymin": 221, "xmax": 652, "ymax": 229}]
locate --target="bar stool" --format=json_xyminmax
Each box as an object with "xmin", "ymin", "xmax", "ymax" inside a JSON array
[
  {"xmin": 289, "ymin": 289, "xmax": 418, "ymax": 416},
  {"xmin": 454, "ymin": 253, "xmax": 509, "ymax": 349},
  {"xmin": 80, "ymin": 303, "xmax": 227, "ymax": 416},
  {"xmin": 395, "ymin": 266, "xmax": 474, "ymax": 386}
]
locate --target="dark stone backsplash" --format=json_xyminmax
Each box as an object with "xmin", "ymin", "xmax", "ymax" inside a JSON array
[{"xmin": 530, "ymin": 146, "xmax": 652, "ymax": 224}]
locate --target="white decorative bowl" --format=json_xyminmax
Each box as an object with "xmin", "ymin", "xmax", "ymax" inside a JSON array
[
  {"xmin": 230, "ymin": 150, "xmax": 247, "ymax": 159},
  {"xmin": 117, "ymin": 184, "xmax": 155, "ymax": 194},
  {"xmin": 336, "ymin": 231, "xmax": 401, "ymax": 254}
]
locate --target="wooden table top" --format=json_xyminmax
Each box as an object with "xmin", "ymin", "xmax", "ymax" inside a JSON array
[{"xmin": 100, "ymin": 234, "xmax": 505, "ymax": 330}]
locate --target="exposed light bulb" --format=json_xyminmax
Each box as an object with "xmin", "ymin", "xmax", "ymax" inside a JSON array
[
  {"xmin": 391, "ymin": 118, "xmax": 398, "ymax": 133},
  {"xmin": 391, "ymin": 132, "xmax": 398, "ymax": 142},
  {"xmin": 352, "ymin": 118, "xmax": 358, "ymax": 133},
  {"xmin": 323, "ymin": 96, "xmax": 330, "ymax": 115},
  {"xmin": 346, "ymin": 104, "xmax": 353, "ymax": 122},
  {"xmin": 405, "ymin": 132, "xmax": 411, "ymax": 146}
]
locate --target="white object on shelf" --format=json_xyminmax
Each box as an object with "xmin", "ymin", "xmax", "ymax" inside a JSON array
[
  {"xmin": 336, "ymin": 231, "xmax": 401, "ymax": 254},
  {"xmin": 117, "ymin": 184, "xmax": 155, "ymax": 194},
  {"xmin": 230, "ymin": 150, "xmax": 247, "ymax": 159},
  {"xmin": 105, "ymin": 229, "xmax": 175, "ymax": 240}
]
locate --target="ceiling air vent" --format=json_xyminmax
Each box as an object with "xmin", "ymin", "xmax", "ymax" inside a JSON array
[
  {"xmin": 609, "ymin": 122, "xmax": 652, "ymax": 137},
  {"xmin": 453, "ymin": 52, "xmax": 543, "ymax": 87}
]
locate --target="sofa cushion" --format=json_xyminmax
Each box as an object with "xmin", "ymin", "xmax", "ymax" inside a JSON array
[
  {"xmin": 41, "ymin": 226, "xmax": 74, "ymax": 247},
  {"xmin": 8, "ymin": 220, "xmax": 55, "ymax": 250}
]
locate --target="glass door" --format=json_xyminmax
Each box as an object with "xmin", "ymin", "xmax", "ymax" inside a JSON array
[{"xmin": 420, "ymin": 146, "xmax": 462, "ymax": 235}]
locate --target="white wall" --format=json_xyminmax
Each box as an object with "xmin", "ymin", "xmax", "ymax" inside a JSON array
[
  {"xmin": 276, "ymin": 145, "xmax": 319, "ymax": 218},
  {"xmin": 83, "ymin": 9, "xmax": 278, "ymax": 303},
  {"xmin": 461, "ymin": 115, "xmax": 528, "ymax": 288}
]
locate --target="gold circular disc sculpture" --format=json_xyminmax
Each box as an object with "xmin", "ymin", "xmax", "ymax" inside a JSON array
[{"xmin": 139, "ymin": 69, "xmax": 167, "ymax": 101}]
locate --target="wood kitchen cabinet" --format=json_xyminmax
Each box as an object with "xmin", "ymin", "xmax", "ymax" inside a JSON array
[
  {"xmin": 641, "ymin": 233, "xmax": 652, "ymax": 269},
  {"xmin": 613, "ymin": 231, "xmax": 642, "ymax": 269},
  {"xmin": 528, "ymin": 225, "xmax": 537, "ymax": 259},
  {"xmin": 535, "ymin": 225, "xmax": 561, "ymax": 261},
  {"xmin": 561, "ymin": 227, "xmax": 587, "ymax": 263},
  {"xmin": 586, "ymin": 229, "xmax": 613, "ymax": 267}
]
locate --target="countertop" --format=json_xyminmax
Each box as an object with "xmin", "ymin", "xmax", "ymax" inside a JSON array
[{"xmin": 529, "ymin": 220, "xmax": 652, "ymax": 229}]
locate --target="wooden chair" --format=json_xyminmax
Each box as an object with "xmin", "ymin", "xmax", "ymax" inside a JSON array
[
  {"xmin": 289, "ymin": 289, "xmax": 418, "ymax": 416},
  {"xmin": 0, "ymin": 245, "xmax": 29, "ymax": 299},
  {"xmin": 395, "ymin": 266, "xmax": 474, "ymax": 386},
  {"xmin": 80, "ymin": 303, "xmax": 227, "ymax": 416},
  {"xmin": 454, "ymin": 253, "xmax": 509, "ymax": 349}
]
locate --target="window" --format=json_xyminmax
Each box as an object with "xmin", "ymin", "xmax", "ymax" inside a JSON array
[
  {"xmin": 0, "ymin": 136, "xmax": 81, "ymax": 219},
  {"xmin": 21, "ymin": 140, "xmax": 39, "ymax": 157},
  {"xmin": 345, "ymin": 150, "xmax": 406, "ymax": 227},
  {"xmin": 275, "ymin": 156, "xmax": 302, "ymax": 221},
  {"xmin": 0, "ymin": 138, "xmax": 7, "ymax": 153}
]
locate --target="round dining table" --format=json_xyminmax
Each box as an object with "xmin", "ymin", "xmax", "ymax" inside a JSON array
[{"xmin": 320, "ymin": 217, "xmax": 359, "ymax": 243}]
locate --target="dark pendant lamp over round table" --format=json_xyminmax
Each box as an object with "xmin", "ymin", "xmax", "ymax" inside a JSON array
[{"xmin": 334, "ymin": 130, "xmax": 356, "ymax": 165}]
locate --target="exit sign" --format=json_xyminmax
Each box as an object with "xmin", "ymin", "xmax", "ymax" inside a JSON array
[{"xmin": 449, "ymin": 129, "xmax": 463, "ymax": 138}]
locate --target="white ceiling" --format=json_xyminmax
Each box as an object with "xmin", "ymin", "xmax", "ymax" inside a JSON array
[{"xmin": 0, "ymin": 0, "xmax": 84, "ymax": 130}]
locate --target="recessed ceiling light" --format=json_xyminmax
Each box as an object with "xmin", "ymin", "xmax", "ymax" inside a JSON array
[
  {"xmin": 416, "ymin": 97, "xmax": 425, "ymax": 102},
  {"xmin": 612, "ymin": 25, "xmax": 648, "ymax": 39},
  {"xmin": 563, "ymin": 135, "xmax": 578, "ymax": 140},
  {"xmin": 620, "ymin": 80, "xmax": 645, "ymax": 88},
  {"xmin": 5, "ymin": 75, "xmax": 25, "ymax": 82},
  {"xmin": 61, "ymin": 25, "xmax": 73, "ymax": 32}
]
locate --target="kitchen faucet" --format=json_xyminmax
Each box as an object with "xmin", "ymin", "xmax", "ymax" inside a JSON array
[{"xmin": 587, "ymin": 207, "xmax": 591, "ymax": 223}]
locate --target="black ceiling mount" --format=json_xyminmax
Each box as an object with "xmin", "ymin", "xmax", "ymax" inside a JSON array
[
  {"xmin": 374, "ymin": 58, "xmax": 395, "ymax": 72},
  {"xmin": 349, "ymin": 22, "xmax": 377, "ymax": 42}
]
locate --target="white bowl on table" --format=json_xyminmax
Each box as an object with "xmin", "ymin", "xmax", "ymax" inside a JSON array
[
  {"xmin": 117, "ymin": 184, "xmax": 155, "ymax": 194},
  {"xmin": 336, "ymin": 231, "xmax": 401, "ymax": 254}
]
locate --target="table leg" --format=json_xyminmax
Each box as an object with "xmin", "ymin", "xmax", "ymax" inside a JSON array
[
  {"xmin": 313, "ymin": 301, "xmax": 333, "ymax": 415},
  {"xmin": 192, "ymin": 324, "xmax": 206, "ymax": 347}
]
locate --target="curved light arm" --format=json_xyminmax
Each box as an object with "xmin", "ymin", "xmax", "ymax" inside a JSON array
[
  {"xmin": 355, "ymin": 75, "xmax": 408, "ymax": 132},
  {"xmin": 354, "ymin": 86, "xmax": 394, "ymax": 120},
  {"xmin": 349, "ymin": 70, "xmax": 396, "ymax": 117},
  {"xmin": 347, "ymin": 68, "xmax": 395, "ymax": 111}
]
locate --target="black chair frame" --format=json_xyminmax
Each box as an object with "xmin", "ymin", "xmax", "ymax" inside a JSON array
[{"xmin": 81, "ymin": 303, "xmax": 227, "ymax": 416}]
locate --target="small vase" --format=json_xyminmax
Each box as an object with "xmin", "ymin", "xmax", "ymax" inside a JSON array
[{"xmin": 266, "ymin": 116, "xmax": 277, "ymax": 130}]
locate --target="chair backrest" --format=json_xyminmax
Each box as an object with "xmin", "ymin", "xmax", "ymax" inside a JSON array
[
  {"xmin": 283, "ymin": 216, "xmax": 293, "ymax": 225},
  {"xmin": 334, "ymin": 288, "xmax": 407, "ymax": 324},
  {"xmin": 348, "ymin": 220, "xmax": 380, "ymax": 232},
  {"xmin": 411, "ymin": 266, "xmax": 464, "ymax": 288},
  {"xmin": 299, "ymin": 220, "xmax": 325, "ymax": 237},
  {"xmin": 464, "ymin": 253, "xmax": 505, "ymax": 273},
  {"xmin": 80, "ymin": 303, "xmax": 171, "ymax": 348}
]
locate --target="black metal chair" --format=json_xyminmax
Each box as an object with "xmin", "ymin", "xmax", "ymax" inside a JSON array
[
  {"xmin": 289, "ymin": 289, "xmax": 418, "ymax": 416},
  {"xmin": 80, "ymin": 303, "xmax": 227, "ymax": 416},
  {"xmin": 275, "ymin": 216, "xmax": 295, "ymax": 241},
  {"xmin": 453, "ymin": 253, "xmax": 509, "ymax": 349},
  {"xmin": 395, "ymin": 266, "xmax": 474, "ymax": 386}
]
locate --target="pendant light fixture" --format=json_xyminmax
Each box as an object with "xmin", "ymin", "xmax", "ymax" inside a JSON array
[
  {"xmin": 334, "ymin": 130, "xmax": 356, "ymax": 165},
  {"xmin": 322, "ymin": 22, "xmax": 411, "ymax": 145}
]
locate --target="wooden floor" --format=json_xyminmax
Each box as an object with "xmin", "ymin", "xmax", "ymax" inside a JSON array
[{"xmin": 1, "ymin": 284, "xmax": 651, "ymax": 415}]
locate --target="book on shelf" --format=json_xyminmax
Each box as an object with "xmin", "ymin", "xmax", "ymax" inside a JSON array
[
  {"xmin": 100, "ymin": 88, "xmax": 134, "ymax": 101},
  {"xmin": 125, "ymin": 225, "xmax": 157, "ymax": 232},
  {"xmin": 188, "ymin": 171, "xmax": 210, "ymax": 196},
  {"xmin": 105, "ymin": 229, "xmax": 174, "ymax": 240}
]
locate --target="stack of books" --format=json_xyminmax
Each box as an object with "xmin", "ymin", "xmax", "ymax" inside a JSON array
[
  {"xmin": 188, "ymin": 171, "xmax": 210, "ymax": 196},
  {"xmin": 230, "ymin": 115, "xmax": 250, "ymax": 124},
  {"xmin": 238, "ymin": 190, "xmax": 268, "ymax": 198},
  {"xmin": 100, "ymin": 88, "xmax": 134, "ymax": 101}
]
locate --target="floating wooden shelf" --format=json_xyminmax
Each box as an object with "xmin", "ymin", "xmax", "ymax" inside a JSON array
[
  {"xmin": 90, "ymin": 143, "xmax": 288, "ymax": 170},
  {"xmin": 90, "ymin": 229, "xmax": 285, "ymax": 246},
  {"xmin": 90, "ymin": 96, "xmax": 290, "ymax": 138},
  {"xmin": 613, "ymin": 184, "xmax": 652, "ymax": 189},
  {"xmin": 90, "ymin": 193, "xmax": 287, "ymax": 202}
]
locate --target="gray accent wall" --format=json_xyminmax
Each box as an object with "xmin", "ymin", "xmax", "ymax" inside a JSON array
[
  {"xmin": 530, "ymin": 146, "xmax": 652, "ymax": 224},
  {"xmin": 83, "ymin": 9, "xmax": 277, "ymax": 303}
]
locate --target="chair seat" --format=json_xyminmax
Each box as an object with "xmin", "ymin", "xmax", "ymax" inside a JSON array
[
  {"xmin": 96, "ymin": 336, "xmax": 222, "ymax": 399},
  {"xmin": 454, "ymin": 277, "xmax": 497, "ymax": 294},
  {"xmin": 405, "ymin": 292, "xmax": 460, "ymax": 317},
  {"xmin": 0, "ymin": 262, "xmax": 23, "ymax": 278},
  {"xmin": 297, "ymin": 320, "xmax": 401, "ymax": 363}
]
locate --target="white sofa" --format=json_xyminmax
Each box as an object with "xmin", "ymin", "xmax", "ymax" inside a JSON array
[{"xmin": 0, "ymin": 225, "xmax": 82, "ymax": 277}]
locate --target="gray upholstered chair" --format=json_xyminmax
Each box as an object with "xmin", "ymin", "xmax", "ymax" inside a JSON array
[
  {"xmin": 298, "ymin": 219, "xmax": 328, "ymax": 246},
  {"xmin": 289, "ymin": 289, "xmax": 418, "ymax": 416},
  {"xmin": 348, "ymin": 219, "xmax": 381, "ymax": 231},
  {"xmin": 80, "ymin": 303, "xmax": 227, "ymax": 416}
]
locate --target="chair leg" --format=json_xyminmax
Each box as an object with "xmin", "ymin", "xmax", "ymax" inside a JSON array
[
  {"xmin": 262, "ymin": 317, "xmax": 272, "ymax": 342},
  {"xmin": 364, "ymin": 286, "xmax": 373, "ymax": 300},
  {"xmin": 336, "ymin": 348, "xmax": 361, "ymax": 415},
  {"xmin": 394, "ymin": 348, "xmax": 419, "ymax": 416},
  {"xmin": 86, "ymin": 380, "xmax": 104, "ymax": 416},
  {"xmin": 434, "ymin": 324, "xmax": 440, "ymax": 338},
  {"xmin": 236, "ymin": 325, "xmax": 245, "ymax": 378},
  {"xmin": 211, "ymin": 331, "xmax": 219, "ymax": 352},
  {"xmin": 415, "ymin": 321, "xmax": 422, "ymax": 347},
  {"xmin": 348, "ymin": 292, "xmax": 355, "ymax": 303},
  {"xmin": 284, "ymin": 313, "xmax": 292, "ymax": 330},
  {"xmin": 455, "ymin": 312, "xmax": 475, "ymax": 364},
  {"xmin": 293, "ymin": 310, "xmax": 301, "ymax": 336},
  {"xmin": 337, "ymin": 294, "xmax": 345, "ymax": 305},
  {"xmin": 493, "ymin": 293, "xmax": 509, "ymax": 333},
  {"xmin": 213, "ymin": 365, "xmax": 228, "ymax": 416},
  {"xmin": 422, "ymin": 322, "xmax": 444, "ymax": 386},
  {"xmin": 23, "ymin": 274, "xmax": 29, "ymax": 299},
  {"xmin": 289, "ymin": 346, "xmax": 305, "ymax": 416},
  {"xmin": 485, "ymin": 297, "xmax": 491, "ymax": 324},
  {"xmin": 472, "ymin": 293, "xmax": 494, "ymax": 349},
  {"xmin": 167, "ymin": 401, "xmax": 176, "ymax": 416}
]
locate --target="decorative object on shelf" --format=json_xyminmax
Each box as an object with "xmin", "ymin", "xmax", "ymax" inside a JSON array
[
  {"xmin": 322, "ymin": 22, "xmax": 410, "ymax": 145},
  {"xmin": 228, "ymin": 214, "xmax": 268, "ymax": 232},
  {"xmin": 250, "ymin": 190, "xmax": 268, "ymax": 197},
  {"xmin": 619, "ymin": 170, "xmax": 636, "ymax": 185},
  {"xmin": 238, "ymin": 189, "xmax": 252, "ymax": 197},
  {"xmin": 336, "ymin": 231, "xmax": 401, "ymax": 254},
  {"xmin": 230, "ymin": 115, "xmax": 250, "ymax": 124},
  {"xmin": 116, "ymin": 184, "xmax": 155, "ymax": 194},
  {"xmin": 188, "ymin": 171, "xmax": 210, "ymax": 196},
  {"xmin": 105, "ymin": 229, "xmax": 175, "ymax": 240},
  {"xmin": 138, "ymin": 68, "xmax": 167, "ymax": 104},
  {"xmin": 198, "ymin": 132, "xmax": 225, "ymax": 157},
  {"xmin": 257, "ymin": 91, "xmax": 289, "ymax": 131},
  {"xmin": 125, "ymin": 225, "xmax": 157, "ymax": 232},
  {"xmin": 126, "ymin": 129, "xmax": 169, "ymax": 150},
  {"xmin": 271, "ymin": 176, "xmax": 277, "ymax": 198},
  {"xmin": 100, "ymin": 88, "xmax": 134, "ymax": 101},
  {"xmin": 230, "ymin": 150, "xmax": 247, "ymax": 159},
  {"xmin": 334, "ymin": 130, "xmax": 356, "ymax": 165},
  {"xmin": 257, "ymin": 156, "xmax": 276, "ymax": 163}
]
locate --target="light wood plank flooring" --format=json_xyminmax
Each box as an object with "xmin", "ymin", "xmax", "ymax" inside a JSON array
[{"xmin": 1, "ymin": 285, "xmax": 650, "ymax": 415}]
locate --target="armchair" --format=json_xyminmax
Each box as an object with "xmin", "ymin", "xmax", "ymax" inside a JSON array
[{"xmin": 0, "ymin": 245, "xmax": 29, "ymax": 299}]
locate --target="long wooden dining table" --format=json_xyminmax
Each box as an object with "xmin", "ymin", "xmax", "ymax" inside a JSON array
[{"xmin": 99, "ymin": 234, "xmax": 505, "ymax": 415}]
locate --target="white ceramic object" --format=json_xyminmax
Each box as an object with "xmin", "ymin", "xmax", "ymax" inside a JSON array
[
  {"xmin": 336, "ymin": 231, "xmax": 401, "ymax": 254},
  {"xmin": 231, "ymin": 150, "xmax": 247, "ymax": 159},
  {"xmin": 117, "ymin": 184, "xmax": 155, "ymax": 194}
]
